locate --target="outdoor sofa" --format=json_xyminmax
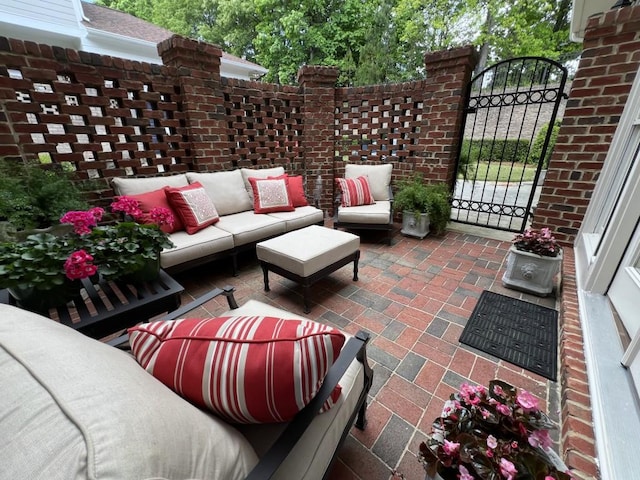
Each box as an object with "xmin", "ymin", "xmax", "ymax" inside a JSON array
[
  {"xmin": 0, "ymin": 287, "xmax": 374, "ymax": 479},
  {"xmin": 112, "ymin": 167, "xmax": 324, "ymax": 274}
]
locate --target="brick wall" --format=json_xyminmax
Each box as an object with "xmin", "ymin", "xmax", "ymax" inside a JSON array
[{"xmin": 532, "ymin": 4, "xmax": 640, "ymax": 245}]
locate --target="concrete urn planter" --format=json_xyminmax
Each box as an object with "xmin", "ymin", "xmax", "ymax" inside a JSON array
[
  {"xmin": 401, "ymin": 211, "xmax": 430, "ymax": 239},
  {"xmin": 502, "ymin": 245, "xmax": 563, "ymax": 296}
]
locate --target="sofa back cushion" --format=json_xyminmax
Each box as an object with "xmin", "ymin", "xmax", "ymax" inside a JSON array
[
  {"xmin": 0, "ymin": 304, "xmax": 258, "ymax": 480},
  {"xmin": 241, "ymin": 167, "xmax": 286, "ymax": 201},
  {"xmin": 187, "ymin": 170, "xmax": 253, "ymax": 216},
  {"xmin": 112, "ymin": 174, "xmax": 189, "ymax": 196},
  {"xmin": 345, "ymin": 164, "xmax": 392, "ymax": 201}
]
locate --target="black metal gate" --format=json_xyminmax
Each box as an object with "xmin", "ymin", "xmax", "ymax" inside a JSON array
[{"xmin": 451, "ymin": 57, "xmax": 568, "ymax": 232}]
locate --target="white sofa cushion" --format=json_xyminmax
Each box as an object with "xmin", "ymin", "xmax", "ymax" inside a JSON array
[
  {"xmin": 112, "ymin": 174, "xmax": 189, "ymax": 195},
  {"xmin": 241, "ymin": 167, "xmax": 286, "ymax": 201},
  {"xmin": 345, "ymin": 164, "xmax": 392, "ymax": 201},
  {"xmin": 215, "ymin": 210, "xmax": 286, "ymax": 246},
  {"xmin": 187, "ymin": 170, "xmax": 253, "ymax": 216},
  {"xmin": 161, "ymin": 226, "xmax": 234, "ymax": 269},
  {"xmin": 337, "ymin": 200, "xmax": 393, "ymax": 224},
  {"xmin": 267, "ymin": 205, "xmax": 324, "ymax": 231},
  {"xmin": 0, "ymin": 304, "xmax": 258, "ymax": 480},
  {"xmin": 224, "ymin": 300, "xmax": 365, "ymax": 480}
]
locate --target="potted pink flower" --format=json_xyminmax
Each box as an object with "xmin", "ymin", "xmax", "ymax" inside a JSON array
[
  {"xmin": 502, "ymin": 228, "xmax": 563, "ymax": 296},
  {"xmin": 419, "ymin": 380, "xmax": 572, "ymax": 480}
]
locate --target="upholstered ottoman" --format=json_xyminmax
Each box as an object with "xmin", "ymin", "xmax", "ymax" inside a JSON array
[{"xmin": 256, "ymin": 225, "xmax": 360, "ymax": 313}]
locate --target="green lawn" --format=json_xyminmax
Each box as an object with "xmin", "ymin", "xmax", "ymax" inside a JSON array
[{"xmin": 460, "ymin": 162, "xmax": 538, "ymax": 182}]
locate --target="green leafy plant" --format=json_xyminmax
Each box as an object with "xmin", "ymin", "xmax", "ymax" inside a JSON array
[
  {"xmin": 393, "ymin": 175, "xmax": 451, "ymax": 235},
  {"xmin": 419, "ymin": 379, "xmax": 572, "ymax": 480},
  {"xmin": 0, "ymin": 158, "xmax": 90, "ymax": 232},
  {"xmin": 530, "ymin": 121, "xmax": 561, "ymax": 168}
]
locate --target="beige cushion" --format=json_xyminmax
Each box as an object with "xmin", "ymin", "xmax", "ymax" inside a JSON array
[
  {"xmin": 162, "ymin": 226, "xmax": 234, "ymax": 269},
  {"xmin": 215, "ymin": 210, "xmax": 286, "ymax": 246},
  {"xmin": 267, "ymin": 205, "xmax": 324, "ymax": 231},
  {"xmin": 0, "ymin": 304, "xmax": 258, "ymax": 480},
  {"xmin": 226, "ymin": 300, "xmax": 365, "ymax": 480},
  {"xmin": 345, "ymin": 164, "xmax": 392, "ymax": 201},
  {"xmin": 337, "ymin": 201, "xmax": 392, "ymax": 225},
  {"xmin": 112, "ymin": 174, "xmax": 189, "ymax": 195},
  {"xmin": 241, "ymin": 167, "xmax": 286, "ymax": 201},
  {"xmin": 187, "ymin": 170, "xmax": 253, "ymax": 216},
  {"xmin": 256, "ymin": 225, "xmax": 359, "ymax": 277}
]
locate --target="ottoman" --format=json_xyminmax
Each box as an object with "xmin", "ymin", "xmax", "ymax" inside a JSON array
[{"xmin": 256, "ymin": 225, "xmax": 360, "ymax": 313}]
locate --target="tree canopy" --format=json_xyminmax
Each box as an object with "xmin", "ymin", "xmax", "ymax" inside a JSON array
[{"xmin": 96, "ymin": 0, "xmax": 579, "ymax": 85}]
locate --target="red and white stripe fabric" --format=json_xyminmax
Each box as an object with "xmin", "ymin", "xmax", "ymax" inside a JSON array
[
  {"xmin": 128, "ymin": 316, "xmax": 345, "ymax": 424},
  {"xmin": 336, "ymin": 175, "xmax": 375, "ymax": 207}
]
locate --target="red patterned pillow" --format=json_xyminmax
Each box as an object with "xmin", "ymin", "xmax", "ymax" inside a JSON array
[
  {"xmin": 128, "ymin": 316, "xmax": 345, "ymax": 424},
  {"xmin": 269, "ymin": 174, "xmax": 309, "ymax": 207},
  {"xmin": 164, "ymin": 182, "xmax": 220, "ymax": 234},
  {"xmin": 248, "ymin": 177, "xmax": 295, "ymax": 214},
  {"xmin": 336, "ymin": 175, "xmax": 374, "ymax": 207},
  {"xmin": 127, "ymin": 188, "xmax": 184, "ymax": 233}
]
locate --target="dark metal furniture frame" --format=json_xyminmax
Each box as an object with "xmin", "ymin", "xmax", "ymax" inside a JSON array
[
  {"xmin": 260, "ymin": 250, "xmax": 360, "ymax": 313},
  {"xmin": 107, "ymin": 285, "xmax": 374, "ymax": 480},
  {"xmin": 0, "ymin": 270, "xmax": 184, "ymax": 339}
]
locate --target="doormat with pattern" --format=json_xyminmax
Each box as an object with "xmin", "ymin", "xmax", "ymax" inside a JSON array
[{"xmin": 459, "ymin": 290, "xmax": 558, "ymax": 381}]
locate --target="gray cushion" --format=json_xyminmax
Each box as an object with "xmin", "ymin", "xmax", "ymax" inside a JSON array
[
  {"xmin": 267, "ymin": 205, "xmax": 324, "ymax": 231},
  {"xmin": 0, "ymin": 305, "xmax": 258, "ymax": 480},
  {"xmin": 215, "ymin": 210, "xmax": 286, "ymax": 246},
  {"xmin": 162, "ymin": 226, "xmax": 235, "ymax": 269},
  {"xmin": 337, "ymin": 200, "xmax": 392, "ymax": 224},
  {"xmin": 187, "ymin": 170, "xmax": 253, "ymax": 216}
]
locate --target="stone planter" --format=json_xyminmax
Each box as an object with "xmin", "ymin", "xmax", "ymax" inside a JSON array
[
  {"xmin": 401, "ymin": 211, "xmax": 430, "ymax": 239},
  {"xmin": 502, "ymin": 245, "xmax": 563, "ymax": 296}
]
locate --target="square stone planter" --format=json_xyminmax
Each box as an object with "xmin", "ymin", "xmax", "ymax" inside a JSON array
[
  {"xmin": 401, "ymin": 212, "xmax": 430, "ymax": 239},
  {"xmin": 502, "ymin": 245, "xmax": 563, "ymax": 296}
]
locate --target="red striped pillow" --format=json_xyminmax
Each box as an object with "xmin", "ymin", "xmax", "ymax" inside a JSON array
[
  {"xmin": 336, "ymin": 175, "xmax": 375, "ymax": 207},
  {"xmin": 128, "ymin": 316, "xmax": 345, "ymax": 424}
]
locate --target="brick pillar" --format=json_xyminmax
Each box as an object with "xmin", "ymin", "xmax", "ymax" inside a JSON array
[
  {"xmin": 297, "ymin": 65, "xmax": 339, "ymax": 215},
  {"xmin": 532, "ymin": 4, "xmax": 640, "ymax": 245},
  {"xmin": 421, "ymin": 45, "xmax": 478, "ymax": 185},
  {"xmin": 158, "ymin": 35, "xmax": 229, "ymax": 171}
]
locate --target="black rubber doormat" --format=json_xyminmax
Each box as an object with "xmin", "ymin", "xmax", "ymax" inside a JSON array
[{"xmin": 459, "ymin": 290, "xmax": 558, "ymax": 381}]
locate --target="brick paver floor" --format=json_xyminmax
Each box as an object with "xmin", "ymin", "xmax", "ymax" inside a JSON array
[{"xmin": 170, "ymin": 223, "xmax": 559, "ymax": 480}]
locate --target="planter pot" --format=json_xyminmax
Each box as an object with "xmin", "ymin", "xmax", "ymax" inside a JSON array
[
  {"xmin": 8, "ymin": 278, "xmax": 82, "ymax": 314},
  {"xmin": 401, "ymin": 211, "xmax": 430, "ymax": 239},
  {"xmin": 119, "ymin": 256, "xmax": 161, "ymax": 284},
  {"xmin": 502, "ymin": 245, "xmax": 563, "ymax": 296}
]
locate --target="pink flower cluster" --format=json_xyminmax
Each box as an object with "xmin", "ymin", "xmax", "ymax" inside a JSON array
[
  {"xmin": 110, "ymin": 196, "xmax": 143, "ymax": 218},
  {"xmin": 111, "ymin": 196, "xmax": 174, "ymax": 228},
  {"xmin": 64, "ymin": 249, "xmax": 97, "ymax": 280},
  {"xmin": 60, "ymin": 208, "xmax": 104, "ymax": 235}
]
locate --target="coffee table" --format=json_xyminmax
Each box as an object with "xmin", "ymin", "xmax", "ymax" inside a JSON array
[
  {"xmin": 256, "ymin": 225, "xmax": 360, "ymax": 313},
  {"xmin": 0, "ymin": 270, "xmax": 184, "ymax": 339}
]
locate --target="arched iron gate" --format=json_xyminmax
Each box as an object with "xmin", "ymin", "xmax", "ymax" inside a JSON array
[{"xmin": 451, "ymin": 57, "xmax": 568, "ymax": 232}]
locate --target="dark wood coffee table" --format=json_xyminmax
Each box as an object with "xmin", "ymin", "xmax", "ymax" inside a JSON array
[{"xmin": 0, "ymin": 270, "xmax": 184, "ymax": 339}]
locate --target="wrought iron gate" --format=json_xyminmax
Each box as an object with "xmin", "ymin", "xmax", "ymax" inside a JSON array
[{"xmin": 451, "ymin": 57, "xmax": 568, "ymax": 232}]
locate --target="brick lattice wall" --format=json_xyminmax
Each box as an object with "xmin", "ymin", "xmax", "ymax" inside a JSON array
[{"xmin": 532, "ymin": 4, "xmax": 640, "ymax": 245}]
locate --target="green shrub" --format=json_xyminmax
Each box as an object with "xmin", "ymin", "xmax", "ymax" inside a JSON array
[
  {"xmin": 458, "ymin": 139, "xmax": 530, "ymax": 168},
  {"xmin": 393, "ymin": 174, "xmax": 451, "ymax": 235},
  {"xmin": 530, "ymin": 121, "xmax": 561, "ymax": 168}
]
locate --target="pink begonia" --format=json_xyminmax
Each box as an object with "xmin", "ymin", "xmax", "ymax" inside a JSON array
[
  {"xmin": 111, "ymin": 196, "xmax": 143, "ymax": 219},
  {"xmin": 545, "ymin": 477, "xmax": 555, "ymax": 480},
  {"xmin": 493, "ymin": 384, "xmax": 505, "ymax": 397},
  {"xmin": 443, "ymin": 440, "xmax": 460, "ymax": 456},
  {"xmin": 496, "ymin": 403, "xmax": 511, "ymax": 416},
  {"xmin": 487, "ymin": 435, "xmax": 497, "ymax": 449},
  {"xmin": 528, "ymin": 429, "xmax": 553, "ymax": 450},
  {"xmin": 64, "ymin": 249, "xmax": 97, "ymax": 280},
  {"xmin": 89, "ymin": 207, "xmax": 104, "ymax": 221},
  {"xmin": 499, "ymin": 458, "xmax": 518, "ymax": 480},
  {"xmin": 148, "ymin": 206, "xmax": 174, "ymax": 228},
  {"xmin": 516, "ymin": 390, "xmax": 539, "ymax": 412},
  {"xmin": 486, "ymin": 449, "xmax": 494, "ymax": 458},
  {"xmin": 460, "ymin": 383, "xmax": 481, "ymax": 405},
  {"xmin": 60, "ymin": 210, "xmax": 99, "ymax": 235},
  {"xmin": 480, "ymin": 407, "xmax": 491, "ymax": 419},
  {"xmin": 458, "ymin": 465, "xmax": 474, "ymax": 480}
]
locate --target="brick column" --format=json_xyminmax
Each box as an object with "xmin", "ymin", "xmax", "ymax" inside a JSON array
[
  {"xmin": 158, "ymin": 35, "xmax": 228, "ymax": 171},
  {"xmin": 532, "ymin": 4, "xmax": 640, "ymax": 245},
  {"xmin": 421, "ymin": 45, "xmax": 478, "ymax": 185},
  {"xmin": 297, "ymin": 65, "xmax": 339, "ymax": 214}
]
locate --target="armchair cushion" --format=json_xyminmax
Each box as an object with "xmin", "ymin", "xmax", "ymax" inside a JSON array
[
  {"xmin": 337, "ymin": 200, "xmax": 393, "ymax": 225},
  {"xmin": 345, "ymin": 163, "xmax": 393, "ymax": 201},
  {"xmin": 336, "ymin": 176, "xmax": 375, "ymax": 207},
  {"xmin": 128, "ymin": 316, "xmax": 345, "ymax": 424}
]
